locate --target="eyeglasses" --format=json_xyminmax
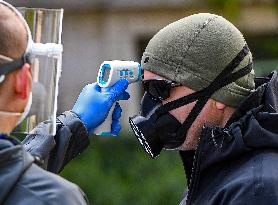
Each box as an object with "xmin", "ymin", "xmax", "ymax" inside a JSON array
[{"xmin": 141, "ymin": 79, "xmax": 182, "ymax": 100}]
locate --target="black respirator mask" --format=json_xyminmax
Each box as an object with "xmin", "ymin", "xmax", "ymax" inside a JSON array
[{"xmin": 129, "ymin": 45, "xmax": 253, "ymax": 158}]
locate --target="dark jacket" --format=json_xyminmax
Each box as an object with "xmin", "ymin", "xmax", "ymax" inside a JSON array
[
  {"xmin": 179, "ymin": 71, "xmax": 278, "ymax": 205},
  {"xmin": 23, "ymin": 111, "xmax": 90, "ymax": 174},
  {"xmin": 0, "ymin": 111, "xmax": 90, "ymax": 205}
]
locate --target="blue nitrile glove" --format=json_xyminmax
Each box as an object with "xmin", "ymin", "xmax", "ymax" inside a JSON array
[
  {"xmin": 111, "ymin": 102, "xmax": 122, "ymax": 136},
  {"xmin": 72, "ymin": 79, "xmax": 129, "ymax": 134}
]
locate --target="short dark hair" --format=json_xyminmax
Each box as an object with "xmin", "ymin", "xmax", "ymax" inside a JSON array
[{"xmin": 0, "ymin": 4, "xmax": 27, "ymax": 62}]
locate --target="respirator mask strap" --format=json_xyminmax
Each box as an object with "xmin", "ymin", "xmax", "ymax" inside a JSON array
[
  {"xmin": 130, "ymin": 44, "xmax": 253, "ymax": 158},
  {"xmin": 0, "ymin": 0, "xmax": 32, "ymax": 83},
  {"xmin": 156, "ymin": 44, "xmax": 252, "ymax": 142},
  {"xmin": 177, "ymin": 61, "xmax": 253, "ymax": 138},
  {"xmin": 0, "ymin": 54, "xmax": 30, "ymax": 76}
]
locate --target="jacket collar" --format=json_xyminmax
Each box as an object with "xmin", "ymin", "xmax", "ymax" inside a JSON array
[
  {"xmin": 0, "ymin": 134, "xmax": 34, "ymax": 203},
  {"xmin": 181, "ymin": 71, "xmax": 278, "ymax": 179}
]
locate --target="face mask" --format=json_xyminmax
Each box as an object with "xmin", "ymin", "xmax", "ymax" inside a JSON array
[
  {"xmin": 129, "ymin": 45, "xmax": 253, "ymax": 158},
  {"xmin": 15, "ymin": 92, "xmax": 32, "ymax": 126},
  {"xmin": 129, "ymin": 93, "xmax": 182, "ymax": 158},
  {"xmin": 0, "ymin": 92, "xmax": 32, "ymax": 128}
]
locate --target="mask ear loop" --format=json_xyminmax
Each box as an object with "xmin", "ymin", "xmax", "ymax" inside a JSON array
[
  {"xmin": 156, "ymin": 45, "xmax": 250, "ymax": 116},
  {"xmin": 155, "ymin": 45, "xmax": 252, "ymax": 143},
  {"xmin": 0, "ymin": 1, "xmax": 33, "ymax": 118},
  {"xmin": 176, "ymin": 61, "xmax": 253, "ymax": 140}
]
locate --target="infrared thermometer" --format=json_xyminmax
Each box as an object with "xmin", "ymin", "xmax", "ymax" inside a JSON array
[{"xmin": 94, "ymin": 60, "xmax": 142, "ymax": 136}]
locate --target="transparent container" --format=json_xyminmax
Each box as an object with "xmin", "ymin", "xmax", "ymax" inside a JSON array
[{"xmin": 15, "ymin": 8, "xmax": 63, "ymax": 136}]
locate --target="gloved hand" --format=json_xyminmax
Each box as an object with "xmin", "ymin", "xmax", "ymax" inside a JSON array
[
  {"xmin": 72, "ymin": 79, "xmax": 129, "ymax": 135},
  {"xmin": 111, "ymin": 102, "xmax": 122, "ymax": 136}
]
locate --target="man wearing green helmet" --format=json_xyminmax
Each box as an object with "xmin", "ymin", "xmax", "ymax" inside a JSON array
[{"xmin": 129, "ymin": 13, "xmax": 278, "ymax": 204}]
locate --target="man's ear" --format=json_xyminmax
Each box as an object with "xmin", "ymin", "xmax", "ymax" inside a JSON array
[
  {"xmin": 215, "ymin": 101, "xmax": 226, "ymax": 110},
  {"xmin": 15, "ymin": 63, "xmax": 31, "ymax": 99}
]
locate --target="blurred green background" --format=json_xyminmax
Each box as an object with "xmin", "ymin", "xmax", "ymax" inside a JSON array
[
  {"xmin": 9, "ymin": 0, "xmax": 277, "ymax": 204},
  {"xmin": 61, "ymin": 135, "xmax": 185, "ymax": 205}
]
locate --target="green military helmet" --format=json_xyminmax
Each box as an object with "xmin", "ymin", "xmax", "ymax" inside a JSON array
[{"xmin": 141, "ymin": 13, "xmax": 255, "ymax": 107}]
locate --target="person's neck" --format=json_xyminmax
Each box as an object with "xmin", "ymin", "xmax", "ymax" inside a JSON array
[
  {"xmin": 180, "ymin": 107, "xmax": 236, "ymax": 151},
  {"xmin": 0, "ymin": 115, "xmax": 17, "ymax": 134},
  {"xmin": 220, "ymin": 106, "xmax": 236, "ymax": 127}
]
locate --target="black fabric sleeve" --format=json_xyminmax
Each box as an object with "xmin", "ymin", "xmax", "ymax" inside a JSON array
[{"xmin": 22, "ymin": 111, "xmax": 90, "ymax": 174}]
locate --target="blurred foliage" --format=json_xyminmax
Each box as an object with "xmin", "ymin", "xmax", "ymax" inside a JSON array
[
  {"xmin": 246, "ymin": 35, "xmax": 278, "ymax": 60},
  {"xmin": 246, "ymin": 35, "xmax": 278, "ymax": 76},
  {"xmin": 61, "ymin": 135, "xmax": 185, "ymax": 205},
  {"xmin": 206, "ymin": 0, "xmax": 240, "ymax": 19},
  {"xmin": 254, "ymin": 60, "xmax": 278, "ymax": 76}
]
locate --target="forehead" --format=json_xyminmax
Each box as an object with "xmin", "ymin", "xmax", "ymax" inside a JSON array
[{"xmin": 143, "ymin": 70, "xmax": 166, "ymax": 80}]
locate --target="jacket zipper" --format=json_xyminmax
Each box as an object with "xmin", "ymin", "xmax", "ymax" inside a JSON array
[{"xmin": 186, "ymin": 127, "xmax": 207, "ymax": 205}]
